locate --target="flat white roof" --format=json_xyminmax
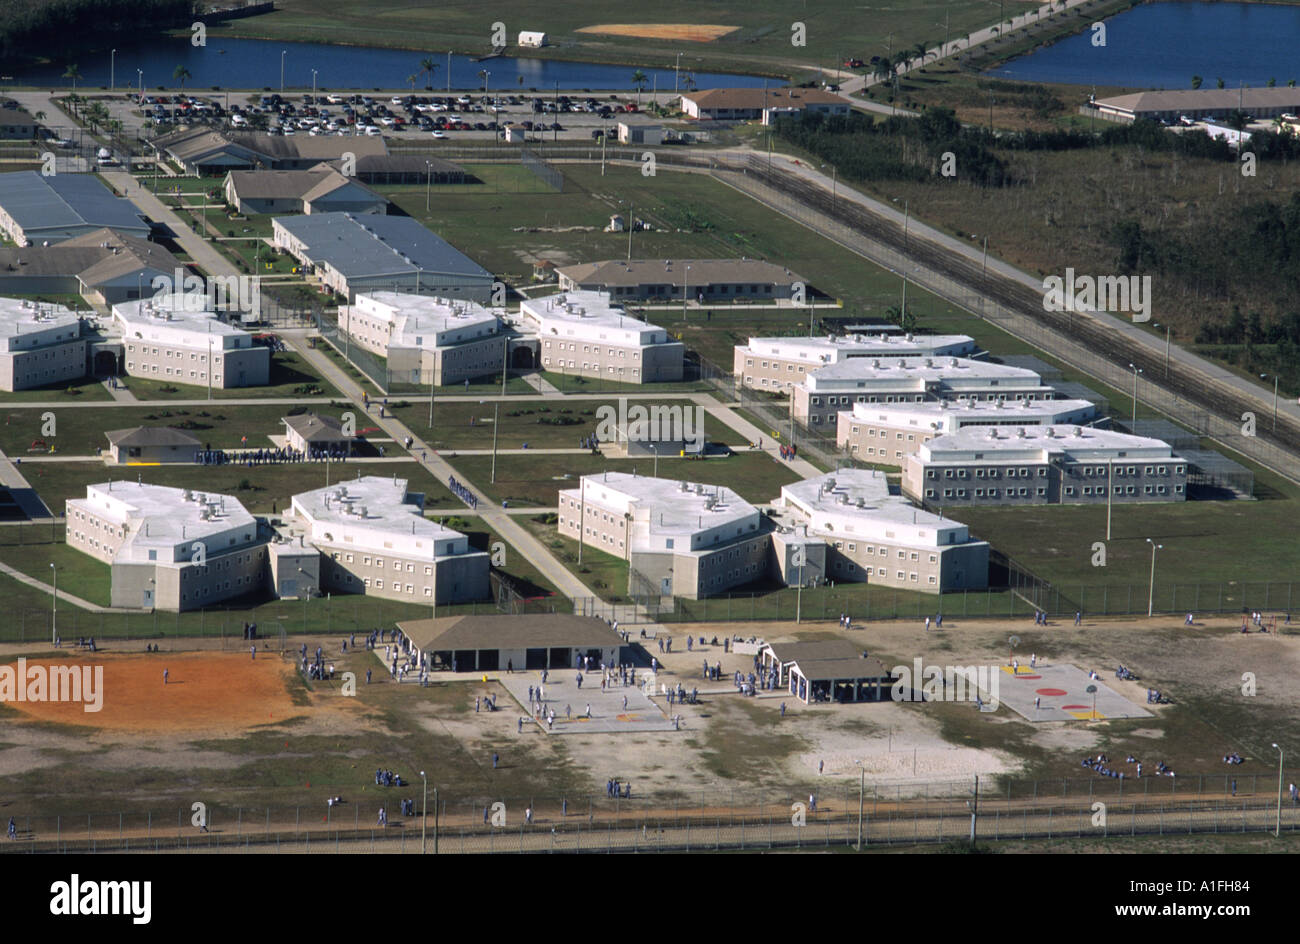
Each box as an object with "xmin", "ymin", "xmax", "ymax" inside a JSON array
[
  {"xmin": 291, "ymin": 475, "xmax": 471, "ymax": 559},
  {"xmin": 778, "ymin": 469, "xmax": 975, "ymax": 545},
  {"xmin": 743, "ymin": 333, "xmax": 977, "ymax": 363},
  {"xmin": 919, "ymin": 425, "xmax": 1177, "ymax": 462},
  {"xmin": 847, "ymin": 397, "xmax": 1098, "ymax": 430},
  {"xmin": 518, "ymin": 290, "xmax": 672, "ymax": 345},
  {"xmin": 112, "ymin": 292, "xmax": 256, "ymax": 350},
  {"xmin": 0, "ymin": 297, "xmax": 82, "ymax": 351},
  {"xmin": 567, "ymin": 472, "xmax": 760, "ymax": 553},
  {"xmin": 69, "ymin": 481, "xmax": 257, "ymax": 562},
  {"xmin": 806, "ymin": 357, "xmax": 1044, "ymax": 391},
  {"xmin": 349, "ymin": 291, "xmax": 502, "ymax": 349}
]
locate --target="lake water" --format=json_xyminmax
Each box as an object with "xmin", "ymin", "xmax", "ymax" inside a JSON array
[
  {"xmin": 12, "ymin": 36, "xmax": 770, "ymax": 92},
  {"xmin": 989, "ymin": 1, "xmax": 1300, "ymax": 88}
]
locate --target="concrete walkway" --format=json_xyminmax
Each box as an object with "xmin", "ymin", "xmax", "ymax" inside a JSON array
[
  {"xmin": 101, "ymin": 170, "xmax": 242, "ymax": 279},
  {"xmin": 103, "ymin": 379, "xmax": 137, "ymax": 402},
  {"xmin": 0, "ymin": 560, "xmax": 113, "ymax": 613}
]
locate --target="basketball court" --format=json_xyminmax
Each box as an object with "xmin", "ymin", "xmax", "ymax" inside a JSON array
[
  {"xmin": 498, "ymin": 671, "xmax": 677, "ymax": 734},
  {"xmin": 988, "ymin": 660, "xmax": 1153, "ymax": 722}
]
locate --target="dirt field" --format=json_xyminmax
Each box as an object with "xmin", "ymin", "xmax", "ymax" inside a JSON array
[
  {"xmin": 1, "ymin": 651, "xmax": 303, "ymax": 734},
  {"xmin": 576, "ymin": 24, "xmax": 740, "ymax": 42}
]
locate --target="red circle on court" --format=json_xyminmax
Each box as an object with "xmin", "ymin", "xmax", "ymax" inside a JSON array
[
  {"xmin": 1013, "ymin": 674, "xmax": 1042, "ymax": 680},
  {"xmin": 1062, "ymin": 704, "xmax": 1090, "ymax": 710},
  {"xmin": 1036, "ymin": 688, "xmax": 1067, "ymax": 696}
]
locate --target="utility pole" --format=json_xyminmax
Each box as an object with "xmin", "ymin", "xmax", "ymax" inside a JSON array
[
  {"xmin": 969, "ymin": 774, "xmax": 979, "ymax": 848},
  {"xmin": 1106, "ymin": 459, "xmax": 1112, "ymax": 540},
  {"xmin": 576, "ymin": 481, "xmax": 584, "ymax": 565},
  {"xmin": 490, "ymin": 401, "xmax": 500, "ymax": 484}
]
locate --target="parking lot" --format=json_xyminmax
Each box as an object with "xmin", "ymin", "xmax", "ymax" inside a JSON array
[{"xmin": 94, "ymin": 88, "xmax": 679, "ymax": 146}]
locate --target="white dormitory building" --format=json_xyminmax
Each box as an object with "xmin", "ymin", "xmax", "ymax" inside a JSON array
[
  {"xmin": 838, "ymin": 397, "xmax": 1100, "ymax": 467},
  {"xmin": 771, "ymin": 470, "xmax": 989, "ymax": 592},
  {"xmin": 340, "ymin": 291, "xmax": 507, "ymax": 385},
  {"xmin": 517, "ymin": 291, "xmax": 684, "ymax": 384},
  {"xmin": 793, "ymin": 356, "xmax": 1056, "ymax": 426},
  {"xmin": 558, "ymin": 472, "xmax": 773, "ymax": 599},
  {"xmin": 902, "ymin": 425, "xmax": 1187, "ymax": 507},
  {"xmin": 65, "ymin": 482, "xmax": 267, "ymax": 610},
  {"xmin": 289, "ymin": 476, "xmax": 490, "ymax": 605},
  {"xmin": 735, "ymin": 333, "xmax": 978, "ymax": 393},
  {"xmin": 112, "ymin": 293, "xmax": 270, "ymax": 389},
  {"xmin": 0, "ymin": 297, "xmax": 87, "ymax": 391}
]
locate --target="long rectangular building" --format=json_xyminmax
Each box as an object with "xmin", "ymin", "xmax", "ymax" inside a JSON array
[
  {"xmin": 557, "ymin": 258, "xmax": 808, "ymax": 303},
  {"xmin": 340, "ymin": 291, "xmax": 506, "ymax": 385},
  {"xmin": 1093, "ymin": 87, "xmax": 1300, "ymax": 123},
  {"xmin": 771, "ymin": 470, "xmax": 988, "ymax": 593},
  {"xmin": 0, "ymin": 298, "xmax": 87, "ymax": 391},
  {"xmin": 272, "ymin": 213, "xmax": 496, "ymax": 303},
  {"xmin": 66, "ymin": 482, "xmax": 267, "ymax": 610},
  {"xmin": 0, "ymin": 172, "xmax": 149, "ymax": 246},
  {"xmin": 736, "ymin": 333, "xmax": 978, "ymax": 393},
  {"xmin": 112, "ymin": 293, "xmax": 270, "ymax": 389},
  {"xmin": 837, "ymin": 397, "xmax": 1100, "ymax": 467},
  {"xmin": 290, "ymin": 476, "xmax": 489, "ymax": 605},
  {"xmin": 794, "ymin": 357, "xmax": 1054, "ymax": 426},
  {"xmin": 519, "ymin": 291, "xmax": 684, "ymax": 384},
  {"xmin": 902, "ymin": 425, "xmax": 1187, "ymax": 507}
]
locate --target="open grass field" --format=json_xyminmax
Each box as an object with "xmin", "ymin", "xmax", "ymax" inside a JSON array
[
  {"xmin": 208, "ymin": 0, "xmax": 1012, "ymax": 79},
  {"xmin": 0, "ymin": 376, "xmax": 113, "ymax": 404},
  {"xmin": 447, "ymin": 448, "xmax": 802, "ymax": 507},
  {"xmin": 0, "ymin": 403, "xmax": 354, "ymax": 456}
]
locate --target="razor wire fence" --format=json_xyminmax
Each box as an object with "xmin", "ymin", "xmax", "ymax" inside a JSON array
[{"xmin": 7, "ymin": 779, "xmax": 1296, "ymax": 854}]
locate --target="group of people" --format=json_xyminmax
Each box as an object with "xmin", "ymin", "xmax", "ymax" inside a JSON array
[
  {"xmin": 75, "ymin": 637, "xmax": 98, "ymax": 652},
  {"xmin": 1222, "ymin": 752, "xmax": 1245, "ymax": 766},
  {"xmin": 839, "ymin": 613, "xmax": 855, "ymax": 630},
  {"xmin": 777, "ymin": 443, "xmax": 798, "ymax": 461},
  {"xmin": 374, "ymin": 768, "xmax": 405, "ymax": 787},
  {"xmin": 1032, "ymin": 611, "xmax": 1049, "ymax": 626},
  {"xmin": 654, "ymin": 636, "xmax": 674, "ymax": 653},
  {"xmin": 1146, "ymin": 687, "xmax": 1169, "ymax": 704},
  {"xmin": 446, "ymin": 475, "xmax": 478, "ymax": 509},
  {"xmin": 578, "ymin": 434, "xmax": 600, "ymax": 451},
  {"xmin": 1115, "ymin": 664, "xmax": 1139, "ymax": 681},
  {"xmin": 606, "ymin": 778, "xmax": 632, "ymax": 799},
  {"xmin": 192, "ymin": 445, "xmax": 347, "ymax": 466},
  {"xmin": 1081, "ymin": 753, "xmax": 1129, "ymax": 779}
]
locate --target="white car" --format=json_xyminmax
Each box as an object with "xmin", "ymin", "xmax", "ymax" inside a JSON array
[
  {"xmin": 390, "ymin": 96, "xmax": 404, "ymax": 105},
  {"xmin": 431, "ymin": 130, "xmax": 446, "ymax": 139},
  {"xmin": 326, "ymin": 94, "xmax": 345, "ymax": 104},
  {"xmin": 377, "ymin": 116, "xmax": 396, "ymax": 126},
  {"xmin": 364, "ymin": 125, "xmax": 382, "ymax": 136},
  {"xmin": 230, "ymin": 113, "xmax": 247, "ymax": 126}
]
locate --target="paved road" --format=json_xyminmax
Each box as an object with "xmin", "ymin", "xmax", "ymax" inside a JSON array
[{"xmin": 101, "ymin": 169, "xmax": 241, "ymax": 279}]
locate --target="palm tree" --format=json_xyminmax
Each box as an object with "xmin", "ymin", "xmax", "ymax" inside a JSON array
[
  {"xmin": 83, "ymin": 101, "xmax": 109, "ymax": 133},
  {"xmin": 173, "ymin": 65, "xmax": 191, "ymax": 90},
  {"xmin": 1191, "ymin": 75, "xmax": 1202, "ymax": 90},
  {"xmin": 62, "ymin": 63, "xmax": 81, "ymax": 94},
  {"xmin": 407, "ymin": 73, "xmax": 418, "ymax": 93},
  {"xmin": 420, "ymin": 56, "xmax": 438, "ymax": 90},
  {"xmin": 1216, "ymin": 77, "xmax": 1225, "ymax": 89},
  {"xmin": 1267, "ymin": 77, "xmax": 1277, "ymax": 88},
  {"xmin": 33, "ymin": 110, "xmax": 45, "ymax": 123},
  {"xmin": 1289, "ymin": 79, "xmax": 1297, "ymax": 88},
  {"xmin": 631, "ymin": 69, "xmax": 648, "ymax": 106},
  {"xmin": 872, "ymin": 56, "xmax": 894, "ymax": 85},
  {"xmin": 912, "ymin": 42, "xmax": 928, "ymax": 68},
  {"xmin": 477, "ymin": 69, "xmax": 489, "ymax": 92},
  {"xmin": 1226, "ymin": 109, "xmax": 1248, "ymax": 133}
]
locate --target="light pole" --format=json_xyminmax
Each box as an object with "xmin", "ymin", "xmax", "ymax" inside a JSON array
[
  {"xmin": 1274, "ymin": 743, "xmax": 1284, "ymax": 837},
  {"xmin": 49, "ymin": 563, "xmax": 57, "ymax": 645},
  {"xmin": 425, "ymin": 159, "xmax": 433, "ymax": 212},
  {"xmin": 674, "ymin": 52, "xmax": 682, "ymax": 95},
  {"xmin": 137, "ymin": 69, "xmax": 143, "ymax": 102},
  {"xmin": 420, "ymin": 770, "xmax": 428, "ymax": 853},
  {"xmin": 1128, "ymin": 363, "xmax": 1142, "ymax": 424},
  {"xmin": 428, "ymin": 367, "xmax": 436, "ymax": 434},
  {"xmin": 1261, "ymin": 373, "xmax": 1279, "ymax": 431},
  {"xmin": 482, "ymin": 400, "xmax": 500, "ymax": 483},
  {"xmin": 855, "ymin": 760, "xmax": 865, "ymax": 850},
  {"xmin": 1145, "ymin": 538, "xmax": 1162, "ymax": 617},
  {"xmin": 280, "ymin": 50, "xmax": 286, "ymax": 93},
  {"xmin": 968, "ymin": 774, "xmax": 979, "ymax": 847},
  {"xmin": 110, "ymin": 49, "xmax": 116, "ymax": 91},
  {"xmin": 681, "ymin": 265, "xmax": 691, "ymax": 321},
  {"xmin": 207, "ymin": 320, "xmax": 213, "ymax": 401},
  {"xmin": 312, "ymin": 69, "xmax": 318, "ymax": 97}
]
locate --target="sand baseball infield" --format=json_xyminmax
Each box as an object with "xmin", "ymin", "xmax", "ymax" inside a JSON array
[
  {"xmin": 576, "ymin": 24, "xmax": 740, "ymax": 42},
  {"xmin": 1, "ymin": 651, "xmax": 303, "ymax": 734}
]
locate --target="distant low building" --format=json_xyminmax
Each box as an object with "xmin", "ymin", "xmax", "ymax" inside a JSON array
[
  {"xmin": 0, "ymin": 103, "xmax": 37, "ymax": 140},
  {"xmin": 151, "ymin": 127, "xmax": 389, "ymax": 175},
  {"xmin": 681, "ymin": 87, "xmax": 850, "ymax": 124},
  {"xmin": 397, "ymin": 614, "xmax": 627, "ymax": 675},
  {"xmin": 617, "ymin": 123, "xmax": 663, "ymax": 145},
  {"xmin": 518, "ymin": 30, "xmax": 547, "ymax": 47},
  {"xmin": 281, "ymin": 413, "xmax": 356, "ymax": 457},
  {"xmin": 1092, "ymin": 87, "xmax": 1300, "ymax": 124},
  {"xmin": 558, "ymin": 258, "xmax": 807, "ymax": 304},
  {"xmin": 223, "ymin": 166, "xmax": 388, "ymax": 215},
  {"xmin": 0, "ymin": 228, "xmax": 185, "ymax": 306},
  {"xmin": 104, "ymin": 426, "xmax": 202, "ymax": 464}
]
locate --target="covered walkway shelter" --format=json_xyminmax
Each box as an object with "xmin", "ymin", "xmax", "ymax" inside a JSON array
[
  {"xmin": 760, "ymin": 639, "xmax": 894, "ymax": 705},
  {"xmin": 396, "ymin": 614, "xmax": 628, "ymax": 673}
]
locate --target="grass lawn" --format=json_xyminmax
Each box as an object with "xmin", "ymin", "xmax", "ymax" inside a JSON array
[
  {"xmin": 447, "ymin": 448, "xmax": 802, "ymax": 507},
  {"xmin": 0, "ymin": 540, "xmax": 112, "ymax": 607},
  {"xmin": 0, "ymin": 376, "xmax": 113, "ymax": 403},
  {"xmin": 0, "ymin": 403, "xmax": 359, "ymax": 456},
  {"xmin": 520, "ymin": 515, "xmax": 628, "ymax": 602},
  {"xmin": 316, "ymin": 340, "xmax": 384, "ymax": 397},
  {"xmin": 395, "ymin": 396, "xmax": 745, "ymax": 450},
  {"xmin": 425, "ymin": 514, "xmax": 570, "ymax": 608},
  {"xmin": 122, "ymin": 351, "xmax": 340, "ymax": 400}
]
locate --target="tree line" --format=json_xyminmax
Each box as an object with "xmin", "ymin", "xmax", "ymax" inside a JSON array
[{"xmin": 0, "ymin": 0, "xmax": 194, "ymax": 62}]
